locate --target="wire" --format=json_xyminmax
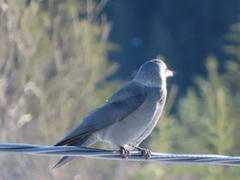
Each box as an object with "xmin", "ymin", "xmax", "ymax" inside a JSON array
[{"xmin": 0, "ymin": 143, "xmax": 240, "ymax": 166}]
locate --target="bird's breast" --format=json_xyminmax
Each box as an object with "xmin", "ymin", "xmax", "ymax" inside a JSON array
[{"xmin": 96, "ymin": 87, "xmax": 167, "ymax": 148}]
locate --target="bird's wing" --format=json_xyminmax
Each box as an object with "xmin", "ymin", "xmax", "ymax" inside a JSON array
[{"xmin": 54, "ymin": 81, "xmax": 147, "ymax": 146}]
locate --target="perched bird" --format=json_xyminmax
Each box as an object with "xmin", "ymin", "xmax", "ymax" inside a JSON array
[{"xmin": 53, "ymin": 59, "xmax": 174, "ymax": 169}]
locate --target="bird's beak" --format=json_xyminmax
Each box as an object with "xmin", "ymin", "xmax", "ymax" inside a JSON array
[{"xmin": 166, "ymin": 70, "xmax": 174, "ymax": 77}]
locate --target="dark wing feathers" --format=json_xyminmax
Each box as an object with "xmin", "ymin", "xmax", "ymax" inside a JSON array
[{"xmin": 54, "ymin": 81, "xmax": 147, "ymax": 146}]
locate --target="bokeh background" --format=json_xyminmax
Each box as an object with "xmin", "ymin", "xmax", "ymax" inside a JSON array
[{"xmin": 1, "ymin": 0, "xmax": 240, "ymax": 179}]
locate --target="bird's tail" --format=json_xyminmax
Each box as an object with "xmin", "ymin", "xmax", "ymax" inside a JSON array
[
  {"xmin": 52, "ymin": 156, "xmax": 75, "ymax": 169},
  {"xmin": 52, "ymin": 136, "xmax": 89, "ymax": 169}
]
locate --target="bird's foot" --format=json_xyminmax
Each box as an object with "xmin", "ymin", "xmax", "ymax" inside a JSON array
[
  {"xmin": 120, "ymin": 146, "xmax": 131, "ymax": 159},
  {"xmin": 135, "ymin": 146, "xmax": 151, "ymax": 159}
]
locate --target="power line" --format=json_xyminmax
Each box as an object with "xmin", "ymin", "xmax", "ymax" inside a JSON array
[{"xmin": 0, "ymin": 143, "xmax": 240, "ymax": 166}]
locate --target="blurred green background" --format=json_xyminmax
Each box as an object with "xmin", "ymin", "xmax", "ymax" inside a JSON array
[{"xmin": 1, "ymin": 0, "xmax": 240, "ymax": 179}]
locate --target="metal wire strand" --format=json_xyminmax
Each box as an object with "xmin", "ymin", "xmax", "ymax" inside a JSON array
[{"xmin": 0, "ymin": 143, "xmax": 240, "ymax": 166}]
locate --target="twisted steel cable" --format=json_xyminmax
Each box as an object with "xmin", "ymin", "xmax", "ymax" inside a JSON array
[{"xmin": 0, "ymin": 143, "xmax": 240, "ymax": 166}]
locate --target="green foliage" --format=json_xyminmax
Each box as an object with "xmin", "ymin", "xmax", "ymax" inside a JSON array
[
  {"xmin": 139, "ymin": 56, "xmax": 239, "ymax": 180},
  {"xmin": 0, "ymin": 0, "xmax": 119, "ymax": 179},
  {"xmin": 136, "ymin": 19, "xmax": 240, "ymax": 180},
  {"xmin": 163, "ymin": 51, "xmax": 240, "ymax": 178}
]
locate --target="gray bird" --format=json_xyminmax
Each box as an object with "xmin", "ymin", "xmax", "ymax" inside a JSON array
[{"xmin": 53, "ymin": 59, "xmax": 174, "ymax": 169}]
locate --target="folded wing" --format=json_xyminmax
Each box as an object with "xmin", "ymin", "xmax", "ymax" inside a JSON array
[{"xmin": 54, "ymin": 81, "xmax": 147, "ymax": 146}]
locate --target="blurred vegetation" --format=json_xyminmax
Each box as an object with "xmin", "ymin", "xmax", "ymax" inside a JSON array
[
  {"xmin": 0, "ymin": 0, "xmax": 240, "ymax": 180},
  {"xmin": 104, "ymin": 0, "xmax": 240, "ymax": 99},
  {"xmin": 0, "ymin": 0, "xmax": 120, "ymax": 179},
  {"xmin": 129, "ymin": 20, "xmax": 240, "ymax": 180}
]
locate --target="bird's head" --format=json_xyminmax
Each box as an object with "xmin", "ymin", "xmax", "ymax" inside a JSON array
[{"xmin": 133, "ymin": 59, "xmax": 174, "ymax": 88}]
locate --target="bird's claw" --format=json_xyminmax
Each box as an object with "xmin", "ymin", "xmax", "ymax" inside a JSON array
[
  {"xmin": 135, "ymin": 147, "xmax": 151, "ymax": 159},
  {"xmin": 120, "ymin": 147, "xmax": 131, "ymax": 159}
]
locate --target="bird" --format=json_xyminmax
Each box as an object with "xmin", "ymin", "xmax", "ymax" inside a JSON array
[{"xmin": 53, "ymin": 59, "xmax": 174, "ymax": 169}]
